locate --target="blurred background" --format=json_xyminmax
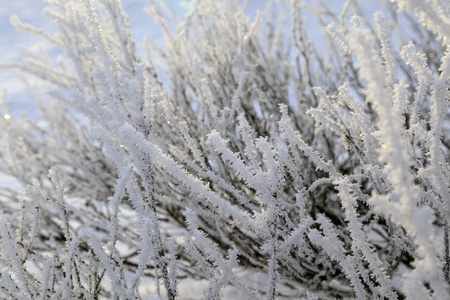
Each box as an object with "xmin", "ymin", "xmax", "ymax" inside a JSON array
[
  {"xmin": 0, "ymin": 0, "xmax": 274, "ymax": 116},
  {"xmin": 0, "ymin": 0, "xmax": 385, "ymax": 117}
]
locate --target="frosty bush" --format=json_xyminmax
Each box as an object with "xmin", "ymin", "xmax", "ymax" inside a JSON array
[{"xmin": 0, "ymin": 0, "xmax": 449, "ymax": 299}]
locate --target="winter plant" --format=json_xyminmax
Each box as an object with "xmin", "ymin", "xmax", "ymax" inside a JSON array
[{"xmin": 0, "ymin": 0, "xmax": 449, "ymax": 299}]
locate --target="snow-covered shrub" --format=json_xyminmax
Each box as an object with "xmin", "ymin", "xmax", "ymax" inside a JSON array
[{"xmin": 0, "ymin": 0, "xmax": 449, "ymax": 299}]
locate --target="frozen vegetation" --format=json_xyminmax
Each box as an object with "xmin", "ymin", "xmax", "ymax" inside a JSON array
[{"xmin": 0, "ymin": 0, "xmax": 449, "ymax": 299}]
